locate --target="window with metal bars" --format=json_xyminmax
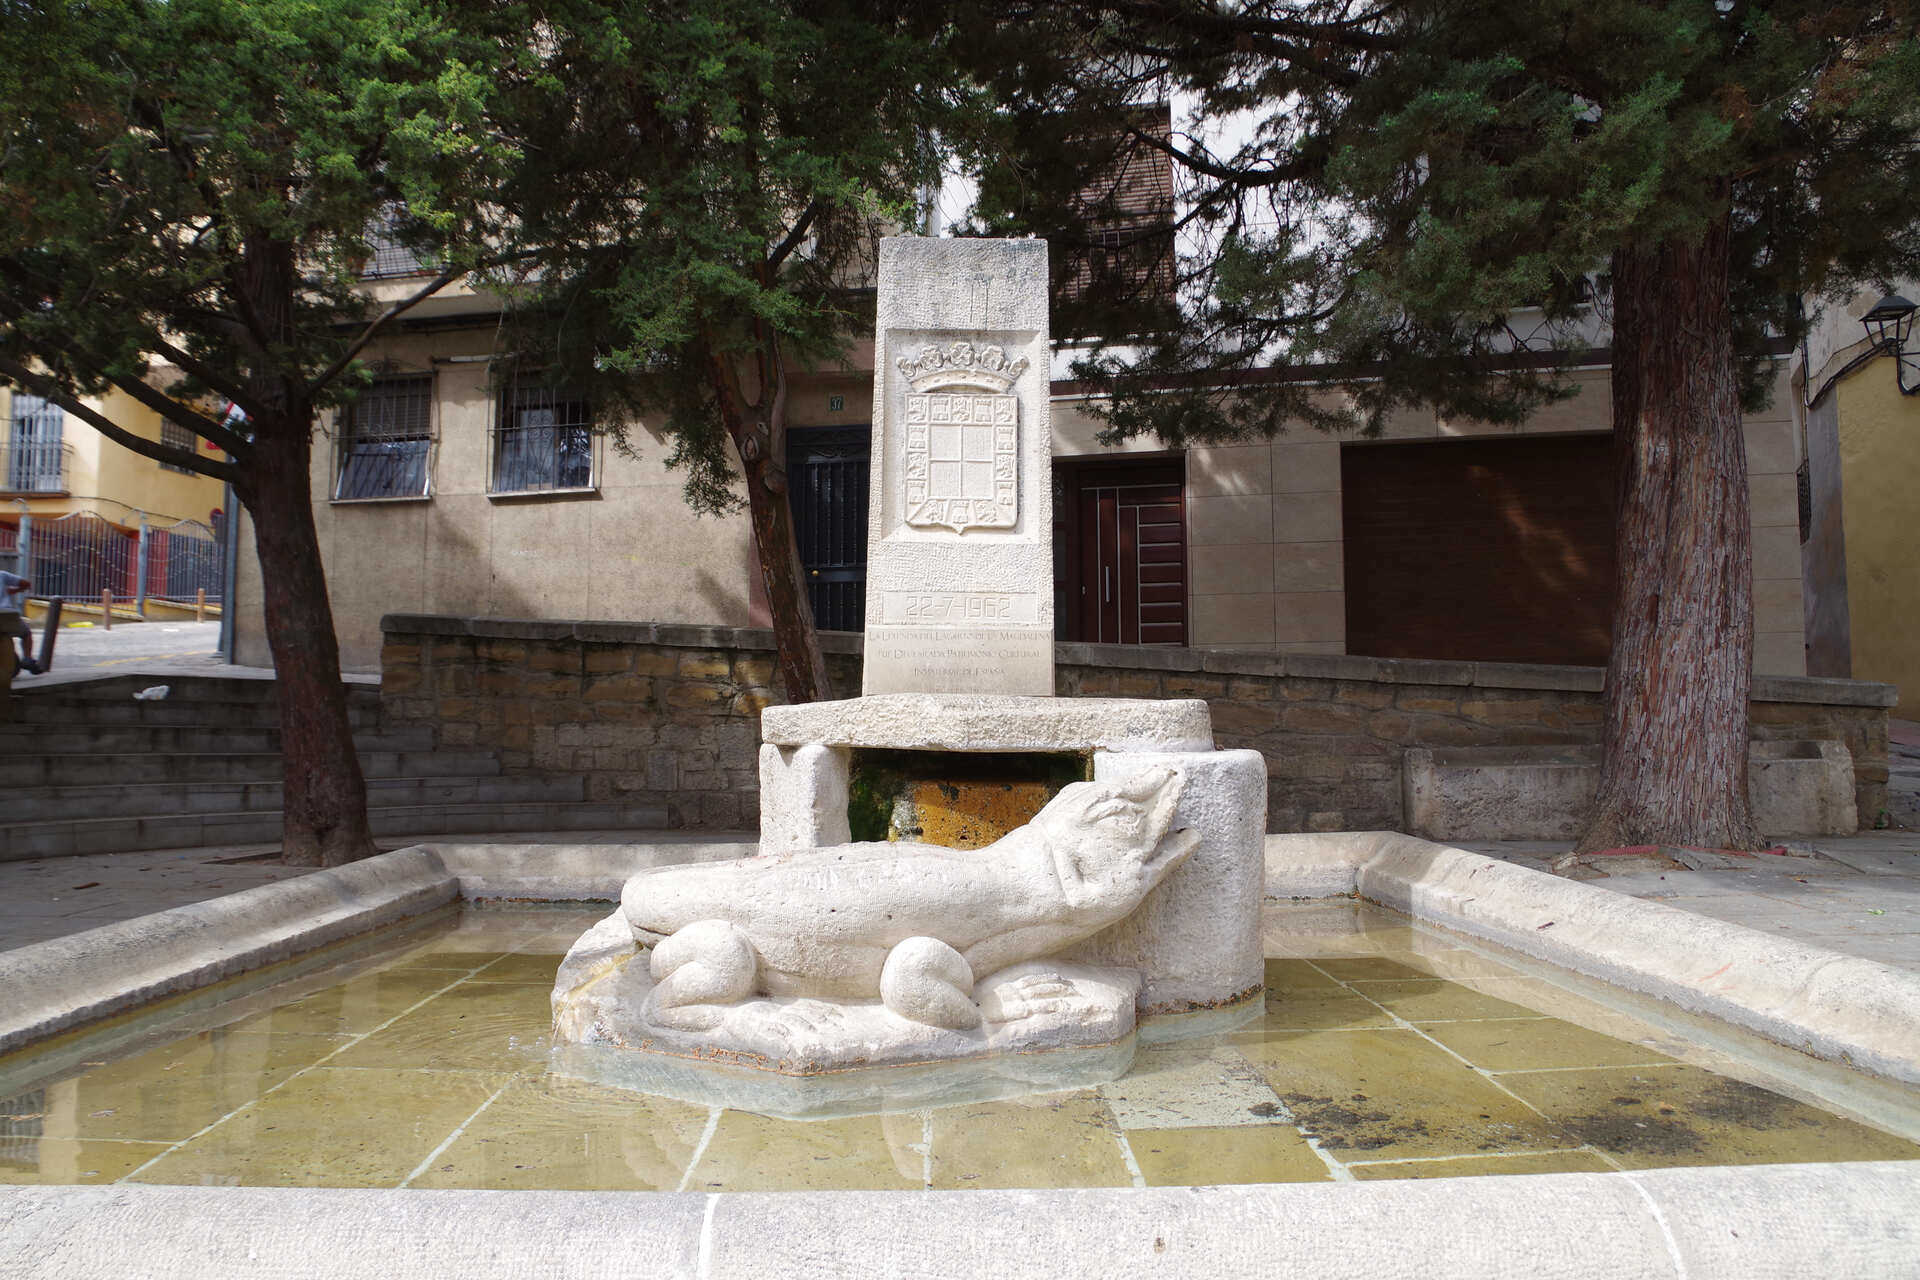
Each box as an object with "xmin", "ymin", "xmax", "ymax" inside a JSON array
[
  {"xmin": 159, "ymin": 420, "xmax": 198, "ymax": 474},
  {"xmin": 334, "ymin": 375, "xmax": 432, "ymax": 500},
  {"xmin": 5, "ymin": 394, "xmax": 65, "ymax": 492},
  {"xmin": 492, "ymin": 375, "xmax": 594, "ymax": 494},
  {"xmin": 359, "ymin": 206, "xmax": 435, "ymax": 279}
]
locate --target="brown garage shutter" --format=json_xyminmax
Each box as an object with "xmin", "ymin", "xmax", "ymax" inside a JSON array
[{"xmin": 1341, "ymin": 435, "xmax": 1616, "ymax": 665}]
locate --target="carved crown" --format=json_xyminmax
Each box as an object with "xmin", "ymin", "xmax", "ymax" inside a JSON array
[{"xmin": 896, "ymin": 340, "xmax": 1029, "ymax": 393}]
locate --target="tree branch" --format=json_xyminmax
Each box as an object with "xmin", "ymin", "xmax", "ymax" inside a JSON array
[
  {"xmin": 768, "ymin": 200, "xmax": 823, "ymax": 273},
  {"xmin": 1124, "ymin": 125, "xmax": 1321, "ymax": 188},
  {"xmin": 0, "ymin": 298, "xmax": 251, "ymax": 454},
  {"xmin": 1095, "ymin": 0, "xmax": 1400, "ymax": 54},
  {"xmin": 94, "ymin": 365, "xmax": 252, "ymax": 456},
  {"xmin": 305, "ymin": 264, "xmax": 464, "ymax": 397},
  {"xmin": 144, "ymin": 334, "xmax": 258, "ymax": 417},
  {"xmin": 126, "ymin": 97, "xmax": 278, "ymax": 355},
  {"xmin": 0, "ymin": 356, "xmax": 238, "ymax": 482}
]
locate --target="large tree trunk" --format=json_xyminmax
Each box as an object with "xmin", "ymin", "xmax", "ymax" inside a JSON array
[
  {"xmin": 1577, "ymin": 215, "xmax": 1761, "ymax": 852},
  {"xmin": 238, "ymin": 422, "xmax": 377, "ymax": 867},
  {"xmin": 742, "ymin": 451, "xmax": 833, "ymax": 703},
  {"xmin": 706, "ymin": 330, "xmax": 832, "ymax": 705}
]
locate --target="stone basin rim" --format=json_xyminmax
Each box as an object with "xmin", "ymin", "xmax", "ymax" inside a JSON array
[
  {"xmin": 2, "ymin": 1163, "xmax": 1917, "ymax": 1280},
  {"xmin": 4, "ymin": 831, "xmax": 1918, "ymax": 1088}
]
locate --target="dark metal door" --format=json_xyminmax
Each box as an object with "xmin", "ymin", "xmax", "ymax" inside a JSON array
[{"xmin": 787, "ymin": 425, "xmax": 871, "ymax": 632}]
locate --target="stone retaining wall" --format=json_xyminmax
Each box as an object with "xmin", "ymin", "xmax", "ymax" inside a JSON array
[{"xmin": 379, "ymin": 615, "xmax": 1895, "ymax": 833}]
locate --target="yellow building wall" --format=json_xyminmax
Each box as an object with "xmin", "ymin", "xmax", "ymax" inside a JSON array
[
  {"xmin": 85, "ymin": 386, "xmax": 229, "ymax": 528},
  {"xmin": 1835, "ymin": 361, "xmax": 1920, "ymax": 714},
  {"xmin": 1, "ymin": 384, "xmax": 226, "ymax": 530}
]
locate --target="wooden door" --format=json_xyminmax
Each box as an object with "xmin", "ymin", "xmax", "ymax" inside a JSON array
[{"xmin": 1055, "ymin": 458, "xmax": 1187, "ymax": 645}]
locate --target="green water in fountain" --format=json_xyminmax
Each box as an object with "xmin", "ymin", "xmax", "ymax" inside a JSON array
[{"xmin": 2, "ymin": 902, "xmax": 1916, "ymax": 1191}]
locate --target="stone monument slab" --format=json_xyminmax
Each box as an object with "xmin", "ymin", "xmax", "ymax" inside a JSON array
[{"xmin": 863, "ymin": 238, "xmax": 1053, "ymax": 696}]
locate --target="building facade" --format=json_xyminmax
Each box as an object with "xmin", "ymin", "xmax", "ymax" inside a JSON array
[
  {"xmin": 0, "ymin": 382, "xmax": 229, "ymax": 620},
  {"xmin": 230, "ymin": 287, "xmax": 1811, "ymax": 679}
]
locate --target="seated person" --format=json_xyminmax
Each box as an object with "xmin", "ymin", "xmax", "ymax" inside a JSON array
[{"xmin": 0, "ymin": 571, "xmax": 38, "ymax": 674}]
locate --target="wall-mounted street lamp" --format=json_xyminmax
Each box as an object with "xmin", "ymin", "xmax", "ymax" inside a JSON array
[{"xmin": 1861, "ymin": 293, "xmax": 1919, "ymax": 395}]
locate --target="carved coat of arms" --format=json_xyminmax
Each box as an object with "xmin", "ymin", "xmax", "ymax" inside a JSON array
[{"xmin": 896, "ymin": 340, "xmax": 1028, "ymax": 534}]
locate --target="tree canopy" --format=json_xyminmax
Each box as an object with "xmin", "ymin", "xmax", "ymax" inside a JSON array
[
  {"xmin": 0, "ymin": 0, "xmax": 517, "ymax": 455},
  {"xmin": 482, "ymin": 0, "xmax": 996, "ymax": 699},
  {"xmin": 0, "ymin": 0, "xmax": 521, "ymax": 864},
  {"xmin": 972, "ymin": 0, "xmax": 1920, "ymax": 442},
  {"xmin": 972, "ymin": 0, "xmax": 1919, "ymax": 850}
]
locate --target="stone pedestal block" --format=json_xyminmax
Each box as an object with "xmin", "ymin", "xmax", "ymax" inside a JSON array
[
  {"xmin": 863, "ymin": 238, "xmax": 1054, "ymax": 696},
  {"xmin": 1076, "ymin": 749, "xmax": 1268, "ymax": 1014},
  {"xmin": 757, "ymin": 742, "xmax": 851, "ymax": 849}
]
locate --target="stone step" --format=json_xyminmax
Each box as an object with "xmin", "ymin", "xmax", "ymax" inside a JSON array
[
  {"xmin": 0, "ymin": 748, "xmax": 503, "ymax": 787},
  {"xmin": 0, "ymin": 800, "xmax": 668, "ymax": 861},
  {"xmin": 30, "ymin": 675, "xmax": 380, "ymax": 706},
  {"xmin": 4, "ymin": 774, "xmax": 583, "ymax": 823},
  {"xmin": 3, "ymin": 696, "xmax": 383, "ymax": 730},
  {"xmin": 0, "ymin": 724, "xmax": 439, "ymax": 755}
]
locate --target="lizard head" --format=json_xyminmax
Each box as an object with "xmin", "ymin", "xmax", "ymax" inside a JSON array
[{"xmin": 1036, "ymin": 766, "xmax": 1198, "ymax": 914}]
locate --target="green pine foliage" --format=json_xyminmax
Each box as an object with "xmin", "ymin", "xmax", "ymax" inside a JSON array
[
  {"xmin": 0, "ymin": 0, "xmax": 526, "ymax": 863},
  {"xmin": 0, "ymin": 0, "xmax": 518, "ymax": 450},
  {"xmin": 484, "ymin": 0, "xmax": 994, "ymax": 516},
  {"xmin": 969, "ymin": 0, "xmax": 1920, "ymax": 443}
]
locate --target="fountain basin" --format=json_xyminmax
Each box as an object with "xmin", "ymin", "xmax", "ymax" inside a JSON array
[{"xmin": 2, "ymin": 834, "xmax": 1918, "ymax": 1278}]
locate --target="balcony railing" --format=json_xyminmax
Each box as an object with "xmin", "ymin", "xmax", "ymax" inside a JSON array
[{"xmin": 0, "ymin": 437, "xmax": 71, "ymax": 493}]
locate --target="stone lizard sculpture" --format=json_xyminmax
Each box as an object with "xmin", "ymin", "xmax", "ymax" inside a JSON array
[{"xmin": 621, "ymin": 765, "xmax": 1197, "ymax": 1030}]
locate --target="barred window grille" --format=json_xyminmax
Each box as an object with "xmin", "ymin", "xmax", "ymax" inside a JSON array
[
  {"xmin": 159, "ymin": 420, "xmax": 198, "ymax": 474},
  {"xmin": 335, "ymin": 375, "xmax": 432, "ymax": 499},
  {"xmin": 360, "ymin": 207, "xmax": 434, "ymax": 279},
  {"xmin": 5, "ymin": 394, "xmax": 65, "ymax": 492},
  {"xmin": 493, "ymin": 377, "xmax": 593, "ymax": 494}
]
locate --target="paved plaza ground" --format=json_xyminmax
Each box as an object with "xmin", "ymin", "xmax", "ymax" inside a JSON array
[{"xmin": 13, "ymin": 618, "xmax": 228, "ymax": 680}]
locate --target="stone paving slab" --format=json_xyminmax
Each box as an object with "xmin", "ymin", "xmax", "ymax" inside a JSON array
[{"xmin": 1459, "ymin": 832, "xmax": 1920, "ymax": 977}]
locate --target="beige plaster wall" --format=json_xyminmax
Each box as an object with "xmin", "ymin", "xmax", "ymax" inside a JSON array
[
  {"xmin": 236, "ymin": 340, "xmax": 1811, "ymax": 678},
  {"xmin": 1057, "ymin": 364, "xmax": 1808, "ymax": 675},
  {"xmin": 1739, "ymin": 361, "xmax": 1809, "ymax": 677},
  {"xmin": 237, "ymin": 326, "xmax": 759, "ymax": 671}
]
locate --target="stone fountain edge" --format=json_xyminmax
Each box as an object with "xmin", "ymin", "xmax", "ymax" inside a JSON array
[{"xmin": 1, "ymin": 1162, "xmax": 1917, "ymax": 1279}]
